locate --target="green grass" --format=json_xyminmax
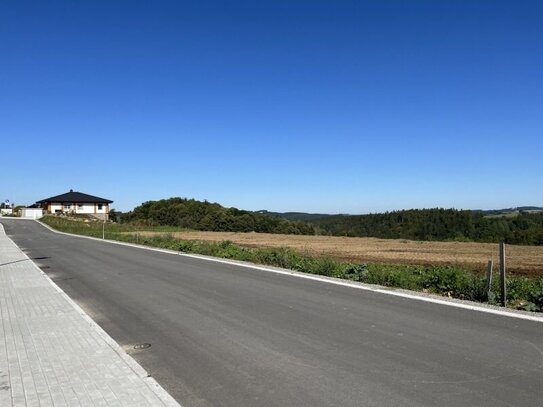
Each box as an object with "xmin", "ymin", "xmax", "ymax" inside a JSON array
[{"xmin": 40, "ymin": 216, "xmax": 543, "ymax": 312}]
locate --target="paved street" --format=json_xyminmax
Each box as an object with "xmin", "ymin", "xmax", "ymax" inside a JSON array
[
  {"xmin": 0, "ymin": 221, "xmax": 179, "ymax": 407},
  {"xmin": 2, "ymin": 219, "xmax": 543, "ymax": 407}
]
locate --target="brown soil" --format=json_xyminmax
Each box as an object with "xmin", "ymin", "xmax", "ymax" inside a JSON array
[{"xmin": 133, "ymin": 231, "xmax": 543, "ymax": 276}]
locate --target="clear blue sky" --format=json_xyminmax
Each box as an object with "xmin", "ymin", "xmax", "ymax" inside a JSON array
[{"xmin": 1, "ymin": 1, "xmax": 542, "ymax": 213}]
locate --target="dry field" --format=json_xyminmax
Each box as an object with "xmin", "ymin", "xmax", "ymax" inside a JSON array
[{"xmin": 134, "ymin": 231, "xmax": 543, "ymax": 276}]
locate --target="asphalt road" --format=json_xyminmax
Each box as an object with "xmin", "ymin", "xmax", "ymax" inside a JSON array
[{"xmin": 2, "ymin": 219, "xmax": 542, "ymax": 407}]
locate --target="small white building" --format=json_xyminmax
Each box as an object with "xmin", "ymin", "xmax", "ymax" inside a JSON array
[
  {"xmin": 36, "ymin": 190, "xmax": 113, "ymax": 221},
  {"xmin": 0, "ymin": 208, "xmax": 13, "ymax": 216},
  {"xmin": 20, "ymin": 207, "xmax": 43, "ymax": 219}
]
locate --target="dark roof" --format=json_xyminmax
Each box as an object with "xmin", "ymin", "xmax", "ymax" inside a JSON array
[{"xmin": 37, "ymin": 190, "xmax": 113, "ymax": 204}]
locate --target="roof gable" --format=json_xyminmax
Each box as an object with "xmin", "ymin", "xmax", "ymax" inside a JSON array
[{"xmin": 37, "ymin": 190, "xmax": 113, "ymax": 204}]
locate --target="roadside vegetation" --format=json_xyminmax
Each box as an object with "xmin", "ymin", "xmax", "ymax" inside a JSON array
[{"xmin": 40, "ymin": 216, "xmax": 543, "ymax": 312}]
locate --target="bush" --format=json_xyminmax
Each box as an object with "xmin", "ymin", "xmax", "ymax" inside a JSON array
[
  {"xmin": 340, "ymin": 264, "xmax": 368, "ymax": 281},
  {"xmin": 507, "ymin": 277, "xmax": 543, "ymax": 311},
  {"xmin": 176, "ymin": 240, "xmax": 194, "ymax": 252},
  {"xmin": 311, "ymin": 257, "xmax": 339, "ymax": 277}
]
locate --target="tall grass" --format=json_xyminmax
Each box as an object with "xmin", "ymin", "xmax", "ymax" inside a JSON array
[{"xmin": 40, "ymin": 216, "xmax": 543, "ymax": 312}]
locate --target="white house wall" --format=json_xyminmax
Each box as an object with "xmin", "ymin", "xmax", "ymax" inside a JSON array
[
  {"xmin": 95, "ymin": 204, "xmax": 107, "ymax": 214},
  {"xmin": 50, "ymin": 204, "xmax": 63, "ymax": 213},
  {"xmin": 48, "ymin": 203, "xmax": 108, "ymax": 214},
  {"xmin": 76, "ymin": 203, "xmax": 99, "ymax": 214}
]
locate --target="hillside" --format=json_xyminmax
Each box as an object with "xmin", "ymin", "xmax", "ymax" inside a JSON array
[
  {"xmin": 122, "ymin": 198, "xmax": 314, "ymax": 235},
  {"xmin": 262, "ymin": 207, "xmax": 543, "ymax": 222},
  {"xmin": 475, "ymin": 206, "xmax": 543, "ymax": 216},
  {"xmin": 261, "ymin": 208, "xmax": 543, "ymax": 245}
]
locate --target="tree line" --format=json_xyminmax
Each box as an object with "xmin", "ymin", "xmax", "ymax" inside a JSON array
[
  {"xmin": 118, "ymin": 198, "xmax": 315, "ymax": 235},
  {"xmin": 307, "ymin": 208, "xmax": 543, "ymax": 245}
]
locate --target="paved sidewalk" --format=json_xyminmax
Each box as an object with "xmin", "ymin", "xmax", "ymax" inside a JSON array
[{"xmin": 0, "ymin": 224, "xmax": 181, "ymax": 407}]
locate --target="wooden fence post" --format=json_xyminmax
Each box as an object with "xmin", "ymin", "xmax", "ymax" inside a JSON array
[{"xmin": 499, "ymin": 242, "xmax": 506, "ymax": 306}]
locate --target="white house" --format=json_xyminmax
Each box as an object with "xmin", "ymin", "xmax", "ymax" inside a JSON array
[{"xmin": 36, "ymin": 190, "xmax": 113, "ymax": 221}]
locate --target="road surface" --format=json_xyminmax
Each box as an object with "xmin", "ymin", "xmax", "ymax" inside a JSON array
[{"xmin": 2, "ymin": 219, "xmax": 542, "ymax": 407}]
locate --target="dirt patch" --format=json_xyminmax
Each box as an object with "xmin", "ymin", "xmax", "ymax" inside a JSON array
[{"xmin": 131, "ymin": 231, "xmax": 543, "ymax": 276}]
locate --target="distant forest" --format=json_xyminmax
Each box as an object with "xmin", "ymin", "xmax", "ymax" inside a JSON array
[
  {"xmin": 116, "ymin": 200, "xmax": 543, "ymax": 245},
  {"xmin": 303, "ymin": 209, "xmax": 543, "ymax": 245}
]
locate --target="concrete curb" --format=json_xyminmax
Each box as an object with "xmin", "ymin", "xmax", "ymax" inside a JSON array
[{"xmin": 34, "ymin": 219, "xmax": 543, "ymax": 323}]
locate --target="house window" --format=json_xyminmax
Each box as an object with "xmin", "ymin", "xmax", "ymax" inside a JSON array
[
  {"xmin": 65, "ymin": 204, "xmax": 71, "ymax": 210},
  {"xmin": 77, "ymin": 204, "xmax": 83, "ymax": 210},
  {"xmin": 97, "ymin": 204, "xmax": 103, "ymax": 210}
]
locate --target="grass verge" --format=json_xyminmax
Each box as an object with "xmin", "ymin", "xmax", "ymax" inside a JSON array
[{"xmin": 40, "ymin": 216, "xmax": 543, "ymax": 312}]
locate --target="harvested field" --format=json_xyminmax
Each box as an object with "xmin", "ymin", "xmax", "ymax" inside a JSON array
[{"xmin": 132, "ymin": 231, "xmax": 543, "ymax": 276}]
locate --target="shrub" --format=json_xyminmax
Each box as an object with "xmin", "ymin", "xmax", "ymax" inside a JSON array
[
  {"xmin": 311, "ymin": 257, "xmax": 339, "ymax": 277},
  {"xmin": 341, "ymin": 263, "xmax": 368, "ymax": 281}
]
